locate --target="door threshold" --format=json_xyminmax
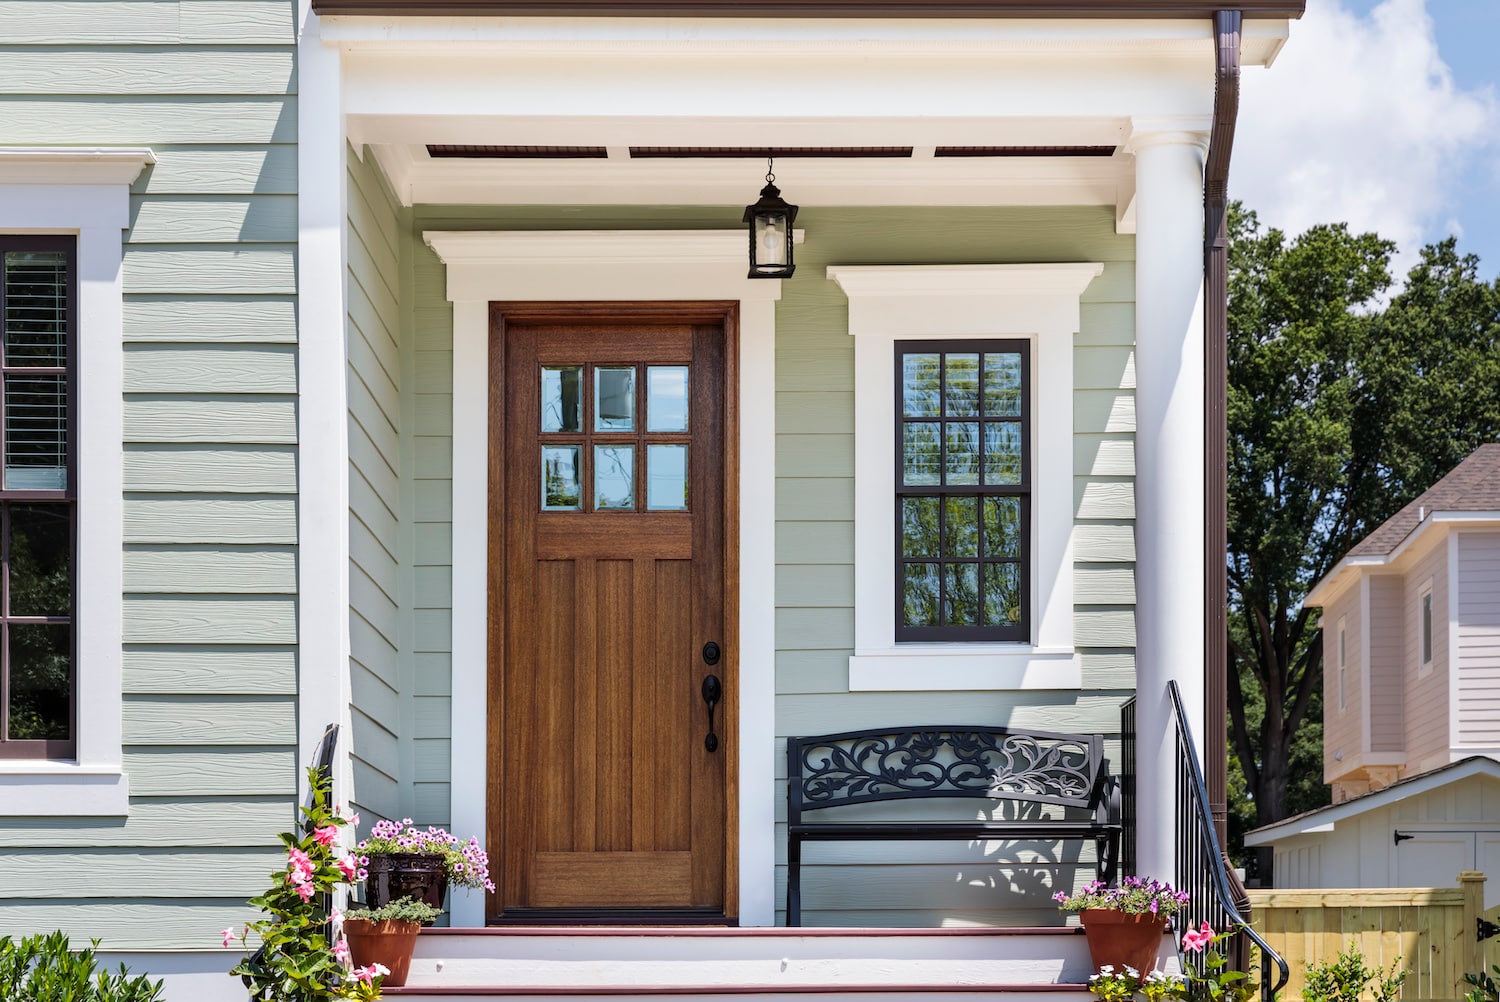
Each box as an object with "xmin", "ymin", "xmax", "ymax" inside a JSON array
[{"xmin": 487, "ymin": 908, "xmax": 736, "ymax": 927}]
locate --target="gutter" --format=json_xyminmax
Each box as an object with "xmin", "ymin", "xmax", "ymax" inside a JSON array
[{"xmin": 1204, "ymin": 8, "xmax": 1240, "ymax": 852}]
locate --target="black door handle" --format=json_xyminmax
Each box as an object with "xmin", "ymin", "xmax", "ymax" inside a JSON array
[{"xmin": 701, "ymin": 673, "xmax": 721, "ymax": 753}]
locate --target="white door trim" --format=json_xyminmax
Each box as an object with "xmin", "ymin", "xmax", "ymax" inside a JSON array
[{"xmin": 429, "ymin": 229, "xmax": 788, "ymax": 927}]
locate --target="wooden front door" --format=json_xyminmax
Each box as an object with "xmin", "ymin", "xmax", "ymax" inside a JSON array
[{"xmin": 488, "ymin": 302, "xmax": 736, "ymax": 922}]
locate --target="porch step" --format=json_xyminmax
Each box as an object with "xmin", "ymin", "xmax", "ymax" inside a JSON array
[{"xmin": 384, "ymin": 927, "xmax": 1100, "ymax": 1000}]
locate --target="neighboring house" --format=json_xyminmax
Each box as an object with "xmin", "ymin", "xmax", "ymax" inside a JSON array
[
  {"xmin": 1247, "ymin": 444, "xmax": 1500, "ymax": 903},
  {"xmin": 1, "ymin": 1, "xmax": 1303, "ymax": 998}
]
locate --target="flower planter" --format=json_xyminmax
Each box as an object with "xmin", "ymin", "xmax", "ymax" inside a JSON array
[
  {"xmin": 343, "ymin": 917, "xmax": 421, "ymax": 988},
  {"xmin": 364, "ymin": 852, "xmax": 449, "ymax": 917},
  {"xmin": 1079, "ymin": 908, "xmax": 1170, "ymax": 976}
]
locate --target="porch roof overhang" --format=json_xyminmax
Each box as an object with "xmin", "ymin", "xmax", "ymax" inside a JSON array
[{"xmin": 330, "ymin": 14, "xmax": 1287, "ymax": 212}]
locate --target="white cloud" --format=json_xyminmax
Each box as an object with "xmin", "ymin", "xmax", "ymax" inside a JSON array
[{"xmin": 1234, "ymin": 0, "xmax": 1497, "ymax": 278}]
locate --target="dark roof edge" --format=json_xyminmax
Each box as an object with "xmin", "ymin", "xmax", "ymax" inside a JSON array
[{"xmin": 312, "ymin": 0, "xmax": 1305, "ymax": 18}]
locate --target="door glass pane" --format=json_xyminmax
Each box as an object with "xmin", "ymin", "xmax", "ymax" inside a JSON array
[
  {"xmin": 944, "ymin": 564, "xmax": 978, "ymax": 626},
  {"xmin": 984, "ymin": 563, "xmax": 1021, "ymax": 627},
  {"xmin": 902, "ymin": 563, "xmax": 939, "ymax": 627},
  {"xmin": 541, "ymin": 366, "xmax": 582, "ymax": 433},
  {"xmin": 646, "ymin": 444, "xmax": 687, "ymax": 510},
  {"xmin": 9, "ymin": 503, "xmax": 71, "ymax": 617},
  {"xmin": 901, "ymin": 497, "xmax": 940, "ymax": 557},
  {"xmin": 902, "ymin": 423, "xmax": 940, "ymax": 486},
  {"xmin": 902, "ymin": 353, "xmax": 941, "ymax": 418},
  {"xmin": 983, "ymin": 497, "xmax": 1022, "ymax": 558},
  {"xmin": 944, "ymin": 422, "xmax": 979, "ymax": 485},
  {"xmin": 646, "ymin": 366, "xmax": 689, "ymax": 432},
  {"xmin": 4, "ymin": 251, "xmax": 68, "ymax": 367},
  {"xmin": 594, "ymin": 445, "xmax": 634, "ymax": 510},
  {"xmin": 7, "ymin": 623, "xmax": 71, "ymax": 741},
  {"xmin": 943, "ymin": 496, "xmax": 978, "ymax": 558},
  {"xmin": 983, "ymin": 421, "xmax": 1022, "ymax": 485},
  {"xmin": 4, "ymin": 374, "xmax": 67, "ymax": 491},
  {"xmin": 595, "ymin": 367, "xmax": 635, "ymax": 431},
  {"xmin": 983, "ymin": 352, "xmax": 1023, "ymax": 416},
  {"xmin": 541, "ymin": 446, "xmax": 581, "ymax": 510},
  {"xmin": 944, "ymin": 353, "xmax": 979, "ymax": 417}
]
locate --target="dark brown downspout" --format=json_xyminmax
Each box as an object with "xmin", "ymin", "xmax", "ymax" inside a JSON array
[{"xmin": 1204, "ymin": 8, "xmax": 1240, "ymax": 859}]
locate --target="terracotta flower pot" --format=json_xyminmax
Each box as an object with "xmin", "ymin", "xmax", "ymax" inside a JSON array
[
  {"xmin": 1079, "ymin": 908, "xmax": 1170, "ymax": 976},
  {"xmin": 364, "ymin": 852, "xmax": 449, "ymax": 917},
  {"xmin": 344, "ymin": 917, "xmax": 421, "ymax": 988}
]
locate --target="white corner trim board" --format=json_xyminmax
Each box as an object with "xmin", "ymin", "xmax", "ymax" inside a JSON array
[
  {"xmin": 427, "ymin": 228, "xmax": 787, "ymax": 928},
  {"xmin": 0, "ymin": 147, "xmax": 154, "ymax": 816},
  {"xmin": 829, "ymin": 262, "xmax": 1104, "ymax": 693}
]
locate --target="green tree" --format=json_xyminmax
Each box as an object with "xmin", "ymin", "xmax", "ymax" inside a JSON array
[{"xmin": 1225, "ymin": 205, "xmax": 1500, "ymax": 874}]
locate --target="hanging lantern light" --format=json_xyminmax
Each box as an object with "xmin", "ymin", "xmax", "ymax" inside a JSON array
[{"xmin": 743, "ymin": 156, "xmax": 797, "ymax": 279}]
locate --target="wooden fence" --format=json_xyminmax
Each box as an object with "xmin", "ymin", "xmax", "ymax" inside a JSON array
[{"xmin": 1246, "ymin": 872, "xmax": 1497, "ymax": 1001}]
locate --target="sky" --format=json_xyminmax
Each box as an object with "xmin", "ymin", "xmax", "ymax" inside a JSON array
[{"xmin": 1234, "ymin": 0, "xmax": 1500, "ymax": 285}]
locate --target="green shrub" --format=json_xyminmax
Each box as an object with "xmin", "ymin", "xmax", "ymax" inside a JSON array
[
  {"xmin": 0, "ymin": 931, "xmax": 164, "ymax": 1002},
  {"xmin": 344, "ymin": 897, "xmax": 442, "ymax": 925},
  {"xmin": 1301, "ymin": 941, "xmax": 1404, "ymax": 1002},
  {"xmin": 1463, "ymin": 962, "xmax": 1500, "ymax": 1002}
]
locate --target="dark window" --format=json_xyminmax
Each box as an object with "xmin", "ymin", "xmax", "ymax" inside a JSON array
[
  {"xmin": 0, "ymin": 236, "xmax": 76, "ymax": 759},
  {"xmin": 895, "ymin": 340, "xmax": 1029, "ymax": 642}
]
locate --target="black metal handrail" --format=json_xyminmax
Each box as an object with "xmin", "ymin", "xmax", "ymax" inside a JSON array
[{"xmin": 1168, "ymin": 681, "xmax": 1288, "ymax": 1002}]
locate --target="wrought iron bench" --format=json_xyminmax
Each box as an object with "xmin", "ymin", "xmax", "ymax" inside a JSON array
[{"xmin": 785, "ymin": 725, "xmax": 1122, "ymax": 925}]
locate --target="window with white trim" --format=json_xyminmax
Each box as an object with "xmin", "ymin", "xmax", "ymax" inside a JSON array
[
  {"xmin": 1419, "ymin": 584, "xmax": 1434, "ymax": 670},
  {"xmin": 830, "ymin": 263, "xmax": 1102, "ymax": 691},
  {"xmin": 1336, "ymin": 616, "xmax": 1346, "ymax": 713},
  {"xmin": 0, "ymin": 237, "xmax": 76, "ymax": 760}
]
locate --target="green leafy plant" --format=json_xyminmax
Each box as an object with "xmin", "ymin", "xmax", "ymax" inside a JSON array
[
  {"xmin": 0, "ymin": 931, "xmax": 164, "ymax": 1002},
  {"xmin": 1054, "ymin": 876, "xmax": 1191, "ymax": 917},
  {"xmin": 1464, "ymin": 961, "xmax": 1500, "ymax": 1002},
  {"xmin": 1300, "ymin": 941, "xmax": 1404, "ymax": 1002},
  {"xmin": 345, "ymin": 898, "xmax": 443, "ymax": 925},
  {"xmin": 1087, "ymin": 965, "xmax": 1185, "ymax": 1002},
  {"xmin": 1180, "ymin": 923, "xmax": 1254, "ymax": 1002},
  {"xmin": 228, "ymin": 765, "xmax": 384, "ymax": 1001}
]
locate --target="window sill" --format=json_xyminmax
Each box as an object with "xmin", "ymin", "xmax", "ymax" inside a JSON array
[
  {"xmin": 0, "ymin": 763, "xmax": 129, "ymax": 816},
  {"xmin": 848, "ymin": 647, "xmax": 1080, "ymax": 691}
]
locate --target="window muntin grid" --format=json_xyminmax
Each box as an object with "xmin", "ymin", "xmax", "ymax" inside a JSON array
[{"xmin": 895, "ymin": 340, "xmax": 1029, "ymax": 642}]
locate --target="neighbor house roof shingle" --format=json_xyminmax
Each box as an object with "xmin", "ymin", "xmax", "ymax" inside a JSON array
[{"xmin": 1346, "ymin": 443, "xmax": 1500, "ymax": 558}]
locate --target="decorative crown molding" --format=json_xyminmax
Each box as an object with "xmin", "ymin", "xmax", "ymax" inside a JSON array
[{"xmin": 0, "ymin": 147, "xmax": 156, "ymax": 186}]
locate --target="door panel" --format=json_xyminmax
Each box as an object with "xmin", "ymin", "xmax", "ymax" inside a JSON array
[{"xmin": 489, "ymin": 306, "xmax": 731, "ymax": 921}]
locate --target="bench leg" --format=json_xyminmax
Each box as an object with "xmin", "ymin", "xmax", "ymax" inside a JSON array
[{"xmin": 787, "ymin": 836, "xmax": 803, "ymax": 927}]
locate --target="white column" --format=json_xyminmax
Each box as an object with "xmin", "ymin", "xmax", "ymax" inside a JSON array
[
  {"xmin": 1129, "ymin": 120, "xmax": 1208, "ymax": 882},
  {"xmin": 296, "ymin": 4, "xmax": 352, "ymax": 795}
]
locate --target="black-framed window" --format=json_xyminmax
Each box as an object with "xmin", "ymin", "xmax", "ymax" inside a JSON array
[
  {"xmin": 895, "ymin": 340, "xmax": 1029, "ymax": 642},
  {"xmin": 0, "ymin": 236, "xmax": 76, "ymax": 760}
]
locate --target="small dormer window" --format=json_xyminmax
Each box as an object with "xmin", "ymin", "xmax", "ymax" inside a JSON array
[{"xmin": 1420, "ymin": 587, "xmax": 1434, "ymax": 669}]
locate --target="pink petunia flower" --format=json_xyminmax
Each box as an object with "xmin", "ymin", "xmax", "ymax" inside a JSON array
[
  {"xmin": 294, "ymin": 881, "xmax": 316, "ymax": 901},
  {"xmin": 314, "ymin": 825, "xmax": 339, "ymax": 847},
  {"xmin": 221, "ymin": 926, "xmax": 236, "ymax": 948},
  {"xmin": 1182, "ymin": 921, "xmax": 1214, "ymax": 953},
  {"xmin": 336, "ymin": 855, "xmax": 360, "ymax": 881},
  {"xmin": 334, "ymin": 938, "xmax": 351, "ymax": 968}
]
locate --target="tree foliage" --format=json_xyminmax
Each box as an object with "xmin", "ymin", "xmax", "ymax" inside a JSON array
[{"xmin": 1225, "ymin": 204, "xmax": 1500, "ymax": 872}]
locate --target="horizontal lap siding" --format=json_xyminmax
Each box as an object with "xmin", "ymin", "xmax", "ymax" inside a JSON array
[
  {"xmin": 1458, "ymin": 532, "xmax": 1500, "ymax": 746},
  {"xmin": 1369, "ymin": 575, "xmax": 1405, "ymax": 754},
  {"xmin": 0, "ymin": 2, "xmax": 299, "ymax": 951},
  {"xmin": 347, "ymin": 145, "xmax": 405, "ymax": 826},
  {"xmin": 1404, "ymin": 541, "xmax": 1450, "ymax": 768},
  {"xmin": 1322, "ymin": 590, "xmax": 1362, "ymax": 776}
]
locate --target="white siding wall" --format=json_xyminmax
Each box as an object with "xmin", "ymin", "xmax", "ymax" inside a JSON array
[{"xmin": 1458, "ymin": 531, "xmax": 1500, "ymax": 746}]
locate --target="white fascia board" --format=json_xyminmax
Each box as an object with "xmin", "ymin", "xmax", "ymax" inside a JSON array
[
  {"xmin": 0, "ymin": 147, "xmax": 155, "ymax": 186},
  {"xmin": 1245, "ymin": 758, "xmax": 1500, "ymax": 845},
  {"xmin": 1311, "ymin": 512, "xmax": 1500, "ymax": 604}
]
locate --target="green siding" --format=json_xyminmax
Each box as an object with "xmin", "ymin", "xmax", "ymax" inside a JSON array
[
  {"xmin": 0, "ymin": 0, "xmax": 300, "ymax": 951},
  {"xmin": 347, "ymin": 145, "xmax": 406, "ymax": 826},
  {"xmin": 402, "ymin": 204, "xmax": 1137, "ymax": 925}
]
